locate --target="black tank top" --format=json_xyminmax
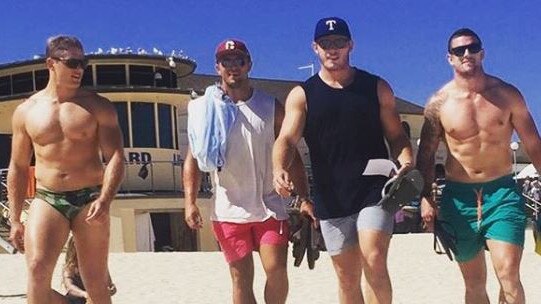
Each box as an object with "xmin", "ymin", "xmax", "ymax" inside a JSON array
[{"xmin": 302, "ymin": 68, "xmax": 389, "ymax": 219}]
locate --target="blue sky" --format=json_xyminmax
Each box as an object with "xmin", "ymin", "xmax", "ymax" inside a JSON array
[{"xmin": 1, "ymin": 1, "xmax": 540, "ymax": 128}]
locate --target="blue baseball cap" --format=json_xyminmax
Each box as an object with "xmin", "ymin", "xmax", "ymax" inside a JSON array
[{"xmin": 314, "ymin": 17, "xmax": 351, "ymax": 41}]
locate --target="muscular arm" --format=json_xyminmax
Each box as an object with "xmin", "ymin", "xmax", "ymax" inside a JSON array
[
  {"xmin": 274, "ymin": 99, "xmax": 309, "ymax": 200},
  {"xmin": 509, "ymin": 89, "xmax": 541, "ymax": 173},
  {"xmin": 272, "ymin": 86, "xmax": 307, "ymax": 176},
  {"xmin": 96, "ymin": 98, "xmax": 125, "ymax": 204},
  {"xmin": 7, "ymin": 102, "xmax": 33, "ymax": 224},
  {"xmin": 272, "ymin": 86, "xmax": 309, "ymax": 200},
  {"xmin": 377, "ymin": 79, "xmax": 413, "ymax": 167},
  {"xmin": 183, "ymin": 148, "xmax": 202, "ymax": 207},
  {"xmin": 416, "ymin": 94, "xmax": 445, "ymax": 204}
]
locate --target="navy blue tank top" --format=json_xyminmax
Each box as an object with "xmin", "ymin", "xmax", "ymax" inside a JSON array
[{"xmin": 302, "ymin": 68, "xmax": 389, "ymax": 219}]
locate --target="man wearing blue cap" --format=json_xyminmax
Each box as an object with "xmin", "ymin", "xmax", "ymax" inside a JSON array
[{"xmin": 273, "ymin": 17, "xmax": 413, "ymax": 303}]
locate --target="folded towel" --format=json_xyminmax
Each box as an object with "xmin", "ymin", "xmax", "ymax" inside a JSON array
[{"xmin": 187, "ymin": 85, "xmax": 238, "ymax": 172}]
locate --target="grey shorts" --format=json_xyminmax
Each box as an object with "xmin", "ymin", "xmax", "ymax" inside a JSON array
[{"xmin": 320, "ymin": 204, "xmax": 394, "ymax": 256}]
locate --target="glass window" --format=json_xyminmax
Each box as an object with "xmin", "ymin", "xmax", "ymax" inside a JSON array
[
  {"xmin": 173, "ymin": 106, "xmax": 178, "ymax": 149},
  {"xmin": 158, "ymin": 104, "xmax": 173, "ymax": 149},
  {"xmin": 96, "ymin": 65, "xmax": 126, "ymax": 86},
  {"xmin": 131, "ymin": 102, "xmax": 156, "ymax": 148},
  {"xmin": 171, "ymin": 71, "xmax": 177, "ymax": 88},
  {"xmin": 81, "ymin": 65, "xmax": 93, "ymax": 87},
  {"xmin": 129, "ymin": 65, "xmax": 154, "ymax": 86},
  {"xmin": 12, "ymin": 72, "xmax": 34, "ymax": 94},
  {"xmin": 34, "ymin": 69, "xmax": 48, "ymax": 90},
  {"xmin": 0, "ymin": 76, "xmax": 11, "ymax": 96},
  {"xmin": 155, "ymin": 67, "xmax": 174, "ymax": 88},
  {"xmin": 113, "ymin": 102, "xmax": 130, "ymax": 147}
]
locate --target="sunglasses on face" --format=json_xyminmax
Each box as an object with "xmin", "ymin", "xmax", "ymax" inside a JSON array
[
  {"xmin": 219, "ymin": 58, "xmax": 246, "ymax": 69},
  {"xmin": 317, "ymin": 37, "xmax": 350, "ymax": 50},
  {"xmin": 51, "ymin": 57, "xmax": 89, "ymax": 69},
  {"xmin": 449, "ymin": 43, "xmax": 482, "ymax": 57}
]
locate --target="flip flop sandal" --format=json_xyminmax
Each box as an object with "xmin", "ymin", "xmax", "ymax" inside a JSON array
[
  {"xmin": 433, "ymin": 218, "xmax": 458, "ymax": 261},
  {"xmin": 379, "ymin": 169, "xmax": 424, "ymax": 214}
]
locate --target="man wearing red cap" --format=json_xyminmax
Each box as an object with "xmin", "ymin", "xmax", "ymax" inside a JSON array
[
  {"xmin": 183, "ymin": 39, "xmax": 308, "ymax": 304},
  {"xmin": 274, "ymin": 17, "xmax": 413, "ymax": 303}
]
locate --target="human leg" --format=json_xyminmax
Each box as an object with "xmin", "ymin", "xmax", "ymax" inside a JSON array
[
  {"xmin": 213, "ymin": 221, "xmax": 256, "ymax": 304},
  {"xmin": 357, "ymin": 204, "xmax": 393, "ymax": 304},
  {"xmin": 358, "ymin": 230, "xmax": 391, "ymax": 304},
  {"xmin": 255, "ymin": 219, "xmax": 289, "ymax": 304},
  {"xmin": 71, "ymin": 206, "xmax": 111, "ymax": 304},
  {"xmin": 24, "ymin": 198, "xmax": 70, "ymax": 304},
  {"xmin": 229, "ymin": 254, "xmax": 257, "ymax": 304},
  {"xmin": 330, "ymin": 246, "xmax": 363, "ymax": 304},
  {"xmin": 458, "ymin": 251, "xmax": 489, "ymax": 304},
  {"xmin": 320, "ymin": 215, "xmax": 363, "ymax": 304},
  {"xmin": 486, "ymin": 239, "xmax": 524, "ymax": 304}
]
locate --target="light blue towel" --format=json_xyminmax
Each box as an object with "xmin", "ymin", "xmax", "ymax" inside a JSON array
[{"xmin": 187, "ymin": 85, "xmax": 238, "ymax": 172}]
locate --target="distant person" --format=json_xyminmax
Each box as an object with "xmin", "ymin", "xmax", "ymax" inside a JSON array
[
  {"xmin": 183, "ymin": 39, "xmax": 308, "ymax": 304},
  {"xmin": 417, "ymin": 28, "xmax": 541, "ymax": 304},
  {"xmin": 529, "ymin": 178, "xmax": 540, "ymax": 202},
  {"xmin": 7, "ymin": 35, "xmax": 124, "ymax": 304},
  {"xmin": 63, "ymin": 236, "xmax": 117, "ymax": 304},
  {"xmin": 273, "ymin": 17, "xmax": 413, "ymax": 303},
  {"xmin": 522, "ymin": 178, "xmax": 531, "ymax": 195}
]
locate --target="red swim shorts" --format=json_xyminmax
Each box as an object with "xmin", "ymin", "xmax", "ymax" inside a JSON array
[{"xmin": 212, "ymin": 218, "xmax": 289, "ymax": 263}]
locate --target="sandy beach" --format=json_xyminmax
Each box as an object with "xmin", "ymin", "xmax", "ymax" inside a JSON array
[{"xmin": 1, "ymin": 231, "xmax": 539, "ymax": 304}]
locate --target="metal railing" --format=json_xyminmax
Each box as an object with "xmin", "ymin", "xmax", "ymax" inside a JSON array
[{"xmin": 120, "ymin": 160, "xmax": 184, "ymax": 193}]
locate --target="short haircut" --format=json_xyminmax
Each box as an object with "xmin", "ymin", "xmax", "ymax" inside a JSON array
[
  {"xmin": 45, "ymin": 35, "xmax": 84, "ymax": 58},
  {"xmin": 447, "ymin": 28, "xmax": 482, "ymax": 52}
]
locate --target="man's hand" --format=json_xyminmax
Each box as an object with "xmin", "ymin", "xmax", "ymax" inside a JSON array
[
  {"xmin": 86, "ymin": 198, "xmax": 110, "ymax": 225},
  {"xmin": 273, "ymin": 168, "xmax": 294, "ymax": 197},
  {"xmin": 299, "ymin": 199, "xmax": 318, "ymax": 228},
  {"xmin": 396, "ymin": 161, "xmax": 414, "ymax": 177},
  {"xmin": 421, "ymin": 197, "xmax": 437, "ymax": 232},
  {"xmin": 9, "ymin": 221, "xmax": 25, "ymax": 253},
  {"xmin": 185, "ymin": 204, "xmax": 203, "ymax": 229}
]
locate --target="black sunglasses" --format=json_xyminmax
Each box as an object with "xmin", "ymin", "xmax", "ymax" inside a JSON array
[
  {"xmin": 219, "ymin": 58, "xmax": 246, "ymax": 69},
  {"xmin": 449, "ymin": 43, "xmax": 482, "ymax": 57},
  {"xmin": 317, "ymin": 37, "xmax": 350, "ymax": 50},
  {"xmin": 51, "ymin": 57, "xmax": 89, "ymax": 69}
]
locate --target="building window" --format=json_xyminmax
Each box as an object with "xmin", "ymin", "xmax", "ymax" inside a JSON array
[
  {"xmin": 0, "ymin": 76, "xmax": 11, "ymax": 96},
  {"xmin": 158, "ymin": 104, "xmax": 173, "ymax": 149},
  {"xmin": 34, "ymin": 69, "xmax": 49, "ymax": 91},
  {"xmin": 129, "ymin": 65, "xmax": 154, "ymax": 86},
  {"xmin": 173, "ymin": 106, "xmax": 178, "ymax": 150},
  {"xmin": 96, "ymin": 65, "xmax": 126, "ymax": 86},
  {"xmin": 131, "ymin": 102, "xmax": 156, "ymax": 148},
  {"xmin": 155, "ymin": 68, "xmax": 176, "ymax": 88},
  {"xmin": 113, "ymin": 102, "xmax": 130, "ymax": 147},
  {"xmin": 81, "ymin": 65, "xmax": 94, "ymax": 87},
  {"xmin": 12, "ymin": 72, "xmax": 34, "ymax": 94}
]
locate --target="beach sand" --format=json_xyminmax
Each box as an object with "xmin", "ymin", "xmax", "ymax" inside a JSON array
[{"xmin": 1, "ymin": 232, "xmax": 539, "ymax": 303}]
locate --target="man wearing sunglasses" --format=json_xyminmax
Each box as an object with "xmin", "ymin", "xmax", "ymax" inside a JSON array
[
  {"xmin": 273, "ymin": 17, "xmax": 413, "ymax": 304},
  {"xmin": 7, "ymin": 35, "xmax": 124, "ymax": 304},
  {"xmin": 417, "ymin": 28, "xmax": 541, "ymax": 304},
  {"xmin": 183, "ymin": 39, "xmax": 308, "ymax": 304}
]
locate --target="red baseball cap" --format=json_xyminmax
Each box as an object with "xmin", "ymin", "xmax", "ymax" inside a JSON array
[{"xmin": 215, "ymin": 39, "xmax": 250, "ymax": 60}]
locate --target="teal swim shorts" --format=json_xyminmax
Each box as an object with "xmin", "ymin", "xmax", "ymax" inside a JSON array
[{"xmin": 440, "ymin": 175, "xmax": 526, "ymax": 262}]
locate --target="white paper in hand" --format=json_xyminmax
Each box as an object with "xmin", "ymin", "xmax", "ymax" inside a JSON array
[{"xmin": 361, "ymin": 159, "xmax": 397, "ymax": 177}]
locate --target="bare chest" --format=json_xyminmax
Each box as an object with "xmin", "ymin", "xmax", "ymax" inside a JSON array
[
  {"xmin": 440, "ymin": 94, "xmax": 510, "ymax": 140},
  {"xmin": 26, "ymin": 102, "xmax": 97, "ymax": 145}
]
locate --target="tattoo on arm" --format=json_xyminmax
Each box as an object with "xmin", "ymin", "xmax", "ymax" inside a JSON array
[{"xmin": 416, "ymin": 95, "xmax": 445, "ymax": 199}]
